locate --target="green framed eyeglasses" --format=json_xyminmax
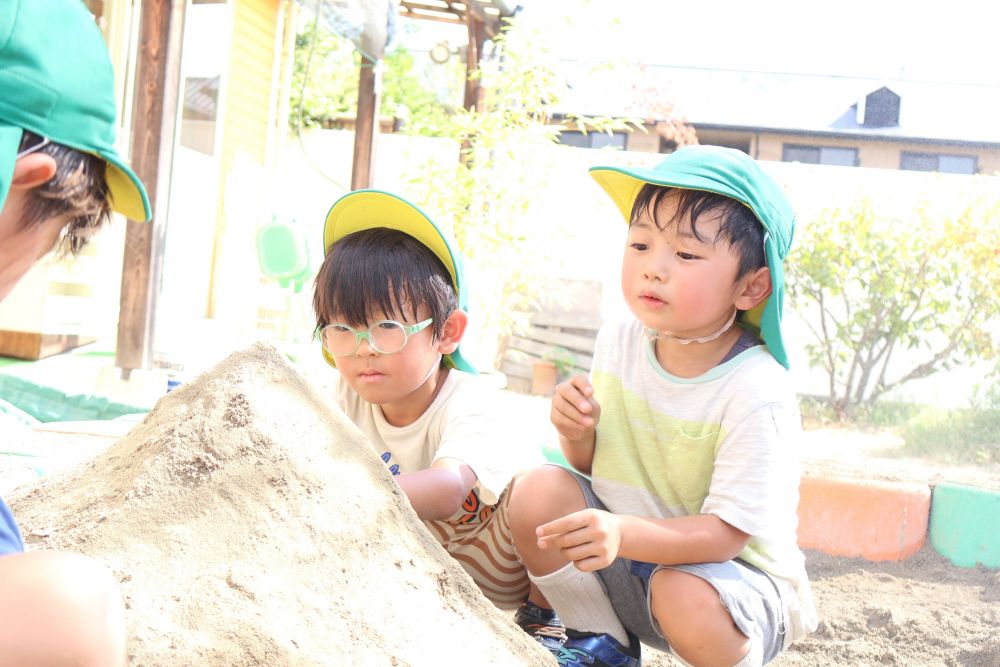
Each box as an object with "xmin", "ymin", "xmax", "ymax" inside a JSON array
[{"xmin": 319, "ymin": 318, "xmax": 433, "ymax": 356}]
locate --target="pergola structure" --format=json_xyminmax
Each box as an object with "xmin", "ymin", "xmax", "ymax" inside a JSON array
[{"xmin": 349, "ymin": 0, "xmax": 518, "ymax": 188}]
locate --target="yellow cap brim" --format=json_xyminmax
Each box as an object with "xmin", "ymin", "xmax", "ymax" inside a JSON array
[
  {"xmin": 103, "ymin": 154, "xmax": 151, "ymax": 221},
  {"xmin": 324, "ymin": 190, "xmax": 457, "ymax": 289}
]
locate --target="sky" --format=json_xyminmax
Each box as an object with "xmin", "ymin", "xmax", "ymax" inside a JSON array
[{"xmin": 401, "ymin": 0, "xmax": 1000, "ymax": 87}]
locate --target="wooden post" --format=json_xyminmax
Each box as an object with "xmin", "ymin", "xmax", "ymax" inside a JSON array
[
  {"xmin": 350, "ymin": 56, "xmax": 381, "ymax": 190},
  {"xmin": 463, "ymin": 12, "xmax": 486, "ymax": 112},
  {"xmin": 115, "ymin": 0, "xmax": 183, "ymax": 376}
]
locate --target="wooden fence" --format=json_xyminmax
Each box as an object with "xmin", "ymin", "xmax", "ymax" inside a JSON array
[{"xmin": 498, "ymin": 279, "xmax": 602, "ymax": 394}]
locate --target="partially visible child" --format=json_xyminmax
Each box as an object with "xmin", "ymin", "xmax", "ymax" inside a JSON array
[
  {"xmin": 313, "ymin": 190, "xmax": 548, "ymax": 616},
  {"xmin": 509, "ymin": 146, "xmax": 818, "ymax": 667},
  {"xmin": 0, "ymin": 1, "xmax": 152, "ymax": 665}
]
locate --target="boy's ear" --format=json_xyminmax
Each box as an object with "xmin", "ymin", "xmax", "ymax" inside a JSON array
[
  {"xmin": 11, "ymin": 153, "xmax": 58, "ymax": 191},
  {"xmin": 436, "ymin": 309, "xmax": 468, "ymax": 355},
  {"xmin": 735, "ymin": 266, "xmax": 772, "ymax": 311}
]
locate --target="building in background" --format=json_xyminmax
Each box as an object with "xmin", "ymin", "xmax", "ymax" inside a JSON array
[{"xmin": 555, "ymin": 64, "xmax": 1000, "ymax": 175}]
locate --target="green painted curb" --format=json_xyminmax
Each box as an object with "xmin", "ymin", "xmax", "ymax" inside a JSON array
[{"xmin": 929, "ymin": 482, "xmax": 1000, "ymax": 569}]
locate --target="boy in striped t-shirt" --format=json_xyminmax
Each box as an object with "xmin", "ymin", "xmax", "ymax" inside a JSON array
[{"xmin": 510, "ymin": 146, "xmax": 818, "ymax": 667}]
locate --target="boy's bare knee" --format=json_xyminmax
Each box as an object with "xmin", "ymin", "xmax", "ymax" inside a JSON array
[
  {"xmin": 509, "ymin": 465, "xmax": 587, "ymax": 558},
  {"xmin": 651, "ymin": 569, "xmax": 749, "ymax": 666},
  {"xmin": 509, "ymin": 465, "xmax": 583, "ymax": 530}
]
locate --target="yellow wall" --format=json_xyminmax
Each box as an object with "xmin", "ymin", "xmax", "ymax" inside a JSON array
[
  {"xmin": 221, "ymin": 0, "xmax": 279, "ymax": 170},
  {"xmin": 208, "ymin": 0, "xmax": 282, "ymax": 318}
]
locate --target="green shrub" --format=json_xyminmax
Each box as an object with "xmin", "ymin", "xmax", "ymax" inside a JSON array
[{"xmin": 787, "ymin": 196, "xmax": 1000, "ymax": 417}]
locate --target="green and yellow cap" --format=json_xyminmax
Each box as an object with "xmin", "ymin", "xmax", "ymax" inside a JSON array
[
  {"xmin": 0, "ymin": 0, "xmax": 150, "ymax": 221},
  {"xmin": 590, "ymin": 145, "xmax": 796, "ymax": 369},
  {"xmin": 322, "ymin": 189, "xmax": 476, "ymax": 374}
]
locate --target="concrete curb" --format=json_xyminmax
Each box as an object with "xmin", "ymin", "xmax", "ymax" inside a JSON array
[
  {"xmin": 929, "ymin": 482, "xmax": 1000, "ymax": 568},
  {"xmin": 797, "ymin": 475, "xmax": 931, "ymax": 561}
]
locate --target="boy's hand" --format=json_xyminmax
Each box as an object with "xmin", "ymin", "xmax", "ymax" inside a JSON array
[
  {"xmin": 551, "ymin": 375, "xmax": 601, "ymax": 443},
  {"xmin": 535, "ymin": 508, "xmax": 621, "ymax": 572}
]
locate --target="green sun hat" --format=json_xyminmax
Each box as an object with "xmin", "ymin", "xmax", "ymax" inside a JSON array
[
  {"xmin": 590, "ymin": 145, "xmax": 796, "ymax": 369},
  {"xmin": 322, "ymin": 189, "xmax": 476, "ymax": 374},
  {"xmin": 0, "ymin": 0, "xmax": 150, "ymax": 221}
]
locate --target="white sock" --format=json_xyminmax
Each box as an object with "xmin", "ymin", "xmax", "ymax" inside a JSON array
[{"xmin": 528, "ymin": 562, "xmax": 630, "ymax": 647}]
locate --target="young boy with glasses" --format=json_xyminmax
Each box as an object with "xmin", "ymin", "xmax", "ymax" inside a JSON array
[
  {"xmin": 313, "ymin": 190, "xmax": 549, "ymax": 620},
  {"xmin": 508, "ymin": 146, "xmax": 818, "ymax": 667},
  {"xmin": 1, "ymin": 1, "xmax": 151, "ymax": 665}
]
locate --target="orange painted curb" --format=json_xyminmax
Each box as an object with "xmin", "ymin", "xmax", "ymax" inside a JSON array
[{"xmin": 797, "ymin": 475, "xmax": 930, "ymax": 561}]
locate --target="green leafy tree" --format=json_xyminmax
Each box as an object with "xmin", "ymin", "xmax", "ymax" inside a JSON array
[
  {"xmin": 290, "ymin": 22, "xmax": 358, "ymax": 129},
  {"xmin": 787, "ymin": 196, "xmax": 1000, "ymax": 416},
  {"xmin": 290, "ymin": 20, "xmax": 463, "ymax": 132}
]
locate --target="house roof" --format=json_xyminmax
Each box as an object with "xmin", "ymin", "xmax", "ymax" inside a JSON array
[{"xmin": 558, "ymin": 63, "xmax": 1000, "ymax": 147}]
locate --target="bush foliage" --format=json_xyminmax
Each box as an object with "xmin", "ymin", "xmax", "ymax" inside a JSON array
[{"xmin": 787, "ymin": 196, "xmax": 1000, "ymax": 416}]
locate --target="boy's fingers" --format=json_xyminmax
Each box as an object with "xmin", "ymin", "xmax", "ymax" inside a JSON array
[
  {"xmin": 551, "ymin": 401, "xmax": 594, "ymax": 430},
  {"xmin": 535, "ymin": 510, "xmax": 588, "ymax": 539}
]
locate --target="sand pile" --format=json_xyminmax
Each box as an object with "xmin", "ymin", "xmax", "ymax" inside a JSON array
[{"xmin": 9, "ymin": 343, "xmax": 552, "ymax": 666}]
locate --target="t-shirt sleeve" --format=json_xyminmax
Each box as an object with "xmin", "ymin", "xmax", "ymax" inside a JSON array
[
  {"xmin": 699, "ymin": 399, "xmax": 802, "ymax": 542},
  {"xmin": 432, "ymin": 383, "xmax": 544, "ymax": 505}
]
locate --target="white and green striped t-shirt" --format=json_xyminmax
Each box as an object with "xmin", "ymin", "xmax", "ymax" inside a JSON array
[{"xmin": 590, "ymin": 316, "xmax": 814, "ymax": 615}]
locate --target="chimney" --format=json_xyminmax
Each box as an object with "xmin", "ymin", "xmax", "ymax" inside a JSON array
[{"xmin": 856, "ymin": 86, "xmax": 901, "ymax": 127}]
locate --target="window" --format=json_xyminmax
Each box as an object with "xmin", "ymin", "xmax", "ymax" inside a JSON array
[
  {"xmin": 900, "ymin": 152, "xmax": 977, "ymax": 175},
  {"xmin": 558, "ymin": 131, "xmax": 627, "ymax": 150},
  {"xmin": 180, "ymin": 76, "xmax": 220, "ymax": 155},
  {"xmin": 783, "ymin": 144, "xmax": 858, "ymax": 167}
]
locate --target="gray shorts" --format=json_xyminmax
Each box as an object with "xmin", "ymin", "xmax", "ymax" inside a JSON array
[{"xmin": 568, "ymin": 469, "xmax": 786, "ymax": 664}]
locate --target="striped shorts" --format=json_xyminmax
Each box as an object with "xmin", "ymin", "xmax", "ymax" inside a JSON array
[{"xmin": 424, "ymin": 484, "xmax": 529, "ymax": 610}]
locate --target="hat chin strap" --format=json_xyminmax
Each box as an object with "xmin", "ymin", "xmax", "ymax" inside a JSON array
[{"xmin": 644, "ymin": 308, "xmax": 738, "ymax": 345}]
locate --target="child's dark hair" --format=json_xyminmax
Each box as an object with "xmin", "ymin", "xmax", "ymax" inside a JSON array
[
  {"xmin": 313, "ymin": 227, "xmax": 458, "ymax": 339},
  {"xmin": 17, "ymin": 130, "xmax": 111, "ymax": 256},
  {"xmin": 630, "ymin": 184, "xmax": 766, "ymax": 279}
]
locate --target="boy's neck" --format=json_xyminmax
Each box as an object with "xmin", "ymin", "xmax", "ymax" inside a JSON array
[
  {"xmin": 379, "ymin": 366, "xmax": 449, "ymax": 427},
  {"xmin": 652, "ymin": 326, "xmax": 745, "ymax": 378}
]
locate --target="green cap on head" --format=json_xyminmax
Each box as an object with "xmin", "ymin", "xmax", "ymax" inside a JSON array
[
  {"xmin": 322, "ymin": 189, "xmax": 476, "ymax": 374},
  {"xmin": 590, "ymin": 145, "xmax": 796, "ymax": 369},
  {"xmin": 0, "ymin": 0, "xmax": 150, "ymax": 220}
]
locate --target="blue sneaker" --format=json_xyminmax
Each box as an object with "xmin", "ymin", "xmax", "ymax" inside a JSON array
[
  {"xmin": 553, "ymin": 630, "xmax": 641, "ymax": 667},
  {"xmin": 514, "ymin": 601, "xmax": 567, "ymax": 651}
]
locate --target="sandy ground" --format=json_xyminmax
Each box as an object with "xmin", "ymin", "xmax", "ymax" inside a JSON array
[
  {"xmin": 639, "ymin": 548, "xmax": 1000, "ymax": 667},
  {"xmin": 2, "ymin": 351, "xmax": 998, "ymax": 665},
  {"xmin": 6, "ymin": 345, "xmax": 551, "ymax": 666}
]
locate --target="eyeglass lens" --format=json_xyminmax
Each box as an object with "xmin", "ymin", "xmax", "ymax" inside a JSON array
[{"xmin": 322, "ymin": 321, "xmax": 409, "ymax": 356}]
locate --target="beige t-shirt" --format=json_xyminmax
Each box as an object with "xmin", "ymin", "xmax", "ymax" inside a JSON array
[{"xmin": 336, "ymin": 368, "xmax": 544, "ymax": 519}]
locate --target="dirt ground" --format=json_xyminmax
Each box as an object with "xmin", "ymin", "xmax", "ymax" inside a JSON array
[{"xmin": 2, "ymin": 351, "xmax": 998, "ymax": 665}]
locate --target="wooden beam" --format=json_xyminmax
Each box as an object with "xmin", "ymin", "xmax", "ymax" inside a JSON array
[
  {"xmin": 399, "ymin": 8, "xmax": 463, "ymax": 26},
  {"xmin": 400, "ymin": 2, "xmax": 455, "ymax": 14},
  {"xmin": 351, "ymin": 58, "xmax": 381, "ymax": 190},
  {"xmin": 457, "ymin": 1, "xmax": 500, "ymax": 38},
  {"xmin": 463, "ymin": 10, "xmax": 486, "ymax": 111},
  {"xmin": 0, "ymin": 330, "xmax": 97, "ymax": 361},
  {"xmin": 115, "ymin": 0, "xmax": 183, "ymax": 376}
]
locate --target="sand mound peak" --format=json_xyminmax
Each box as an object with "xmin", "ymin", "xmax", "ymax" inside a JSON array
[{"xmin": 10, "ymin": 343, "xmax": 551, "ymax": 666}]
